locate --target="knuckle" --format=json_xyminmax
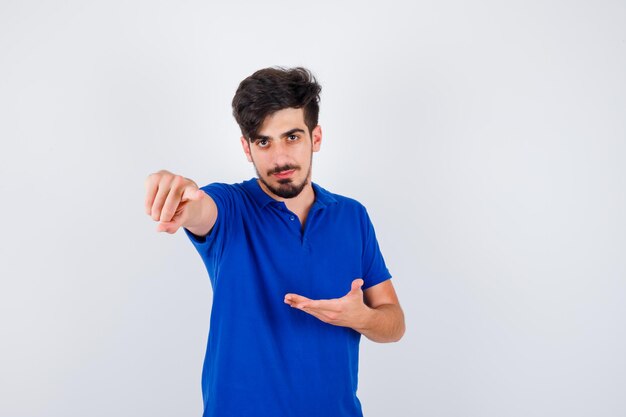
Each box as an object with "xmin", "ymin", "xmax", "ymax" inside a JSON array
[
  {"xmin": 186, "ymin": 177, "xmax": 198, "ymax": 188},
  {"xmin": 172, "ymin": 175, "xmax": 184, "ymax": 186},
  {"xmin": 145, "ymin": 173, "xmax": 158, "ymax": 188},
  {"xmin": 149, "ymin": 170, "xmax": 164, "ymax": 182}
]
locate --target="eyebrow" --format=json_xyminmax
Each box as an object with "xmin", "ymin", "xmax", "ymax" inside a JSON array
[{"xmin": 253, "ymin": 128, "xmax": 306, "ymax": 142}]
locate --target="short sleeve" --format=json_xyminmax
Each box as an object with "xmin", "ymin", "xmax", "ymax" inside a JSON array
[
  {"xmin": 360, "ymin": 206, "xmax": 392, "ymax": 290},
  {"xmin": 183, "ymin": 182, "xmax": 234, "ymax": 260}
]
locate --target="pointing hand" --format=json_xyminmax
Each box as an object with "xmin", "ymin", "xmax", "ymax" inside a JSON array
[{"xmin": 144, "ymin": 170, "xmax": 205, "ymax": 234}]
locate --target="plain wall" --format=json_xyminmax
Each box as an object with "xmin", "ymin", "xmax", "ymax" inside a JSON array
[{"xmin": 1, "ymin": 1, "xmax": 625, "ymax": 416}]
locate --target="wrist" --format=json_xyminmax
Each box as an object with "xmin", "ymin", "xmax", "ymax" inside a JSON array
[
  {"xmin": 355, "ymin": 305, "xmax": 375, "ymax": 333},
  {"xmin": 184, "ymin": 194, "xmax": 211, "ymax": 235}
]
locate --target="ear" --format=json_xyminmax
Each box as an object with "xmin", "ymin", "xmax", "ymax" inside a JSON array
[
  {"xmin": 240, "ymin": 136, "xmax": 253, "ymax": 162},
  {"xmin": 311, "ymin": 125, "xmax": 322, "ymax": 152}
]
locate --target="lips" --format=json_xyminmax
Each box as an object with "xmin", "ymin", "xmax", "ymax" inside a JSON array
[{"xmin": 273, "ymin": 169, "xmax": 295, "ymax": 179}]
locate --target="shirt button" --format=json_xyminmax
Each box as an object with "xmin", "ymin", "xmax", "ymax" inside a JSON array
[{"xmin": 289, "ymin": 215, "xmax": 295, "ymax": 221}]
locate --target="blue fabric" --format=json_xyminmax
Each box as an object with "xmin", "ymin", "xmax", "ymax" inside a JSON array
[{"xmin": 183, "ymin": 178, "xmax": 391, "ymax": 417}]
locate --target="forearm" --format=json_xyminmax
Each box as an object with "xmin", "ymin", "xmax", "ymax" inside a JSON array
[
  {"xmin": 184, "ymin": 192, "xmax": 218, "ymax": 237},
  {"xmin": 355, "ymin": 303, "xmax": 405, "ymax": 343}
]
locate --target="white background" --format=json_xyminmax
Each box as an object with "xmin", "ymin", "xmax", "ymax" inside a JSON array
[{"xmin": 1, "ymin": 1, "xmax": 625, "ymax": 416}]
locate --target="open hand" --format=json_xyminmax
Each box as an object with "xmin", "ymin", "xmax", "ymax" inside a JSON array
[{"xmin": 284, "ymin": 279, "xmax": 372, "ymax": 330}]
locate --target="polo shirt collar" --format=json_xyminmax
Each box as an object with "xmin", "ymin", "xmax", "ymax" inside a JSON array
[
  {"xmin": 311, "ymin": 182, "xmax": 338, "ymax": 207},
  {"xmin": 242, "ymin": 177, "xmax": 337, "ymax": 209},
  {"xmin": 242, "ymin": 178, "xmax": 275, "ymax": 208}
]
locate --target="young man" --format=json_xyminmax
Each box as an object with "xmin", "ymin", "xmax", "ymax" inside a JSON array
[{"xmin": 144, "ymin": 67, "xmax": 405, "ymax": 417}]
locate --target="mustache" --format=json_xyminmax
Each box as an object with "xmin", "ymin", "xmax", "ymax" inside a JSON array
[{"xmin": 268, "ymin": 164, "xmax": 300, "ymax": 175}]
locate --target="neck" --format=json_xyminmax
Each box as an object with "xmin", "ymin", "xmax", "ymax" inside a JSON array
[{"xmin": 257, "ymin": 177, "xmax": 316, "ymax": 224}]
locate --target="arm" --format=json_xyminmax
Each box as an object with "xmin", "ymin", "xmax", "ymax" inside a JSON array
[
  {"xmin": 183, "ymin": 192, "xmax": 218, "ymax": 237},
  {"xmin": 357, "ymin": 280, "xmax": 405, "ymax": 343},
  {"xmin": 144, "ymin": 170, "xmax": 218, "ymax": 236},
  {"xmin": 284, "ymin": 279, "xmax": 405, "ymax": 343}
]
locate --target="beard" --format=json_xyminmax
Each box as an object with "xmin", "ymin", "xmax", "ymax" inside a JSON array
[{"xmin": 254, "ymin": 159, "xmax": 312, "ymax": 199}]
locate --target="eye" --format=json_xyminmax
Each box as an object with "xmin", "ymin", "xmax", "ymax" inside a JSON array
[
  {"xmin": 257, "ymin": 139, "xmax": 270, "ymax": 148},
  {"xmin": 287, "ymin": 134, "xmax": 299, "ymax": 141}
]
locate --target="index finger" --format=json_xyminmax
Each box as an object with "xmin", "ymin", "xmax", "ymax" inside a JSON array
[
  {"xmin": 161, "ymin": 176, "xmax": 204, "ymax": 222},
  {"xmin": 300, "ymin": 298, "xmax": 341, "ymax": 312},
  {"xmin": 284, "ymin": 293, "xmax": 311, "ymax": 305}
]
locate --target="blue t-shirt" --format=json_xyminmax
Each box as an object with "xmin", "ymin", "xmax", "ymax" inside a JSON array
[{"xmin": 183, "ymin": 178, "xmax": 391, "ymax": 417}]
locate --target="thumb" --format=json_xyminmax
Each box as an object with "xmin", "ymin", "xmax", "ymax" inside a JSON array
[
  {"xmin": 350, "ymin": 278, "xmax": 364, "ymax": 293},
  {"xmin": 182, "ymin": 187, "xmax": 204, "ymax": 202}
]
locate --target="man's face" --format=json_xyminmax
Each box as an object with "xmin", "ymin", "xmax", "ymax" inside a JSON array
[{"xmin": 241, "ymin": 107, "xmax": 322, "ymax": 199}]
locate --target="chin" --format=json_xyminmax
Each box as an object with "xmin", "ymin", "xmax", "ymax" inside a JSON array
[{"xmin": 263, "ymin": 176, "xmax": 308, "ymax": 199}]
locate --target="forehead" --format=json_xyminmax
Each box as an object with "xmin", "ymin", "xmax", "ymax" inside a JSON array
[{"xmin": 258, "ymin": 107, "xmax": 307, "ymax": 136}]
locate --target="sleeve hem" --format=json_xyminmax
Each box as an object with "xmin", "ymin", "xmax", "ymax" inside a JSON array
[
  {"xmin": 183, "ymin": 227, "xmax": 209, "ymax": 244},
  {"xmin": 362, "ymin": 272, "xmax": 392, "ymax": 290}
]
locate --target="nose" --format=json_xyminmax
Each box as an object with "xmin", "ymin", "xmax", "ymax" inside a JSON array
[{"xmin": 269, "ymin": 139, "xmax": 292, "ymax": 165}]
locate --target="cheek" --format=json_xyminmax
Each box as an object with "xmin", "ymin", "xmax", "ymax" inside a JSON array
[
  {"xmin": 252, "ymin": 154, "xmax": 273, "ymax": 172},
  {"xmin": 296, "ymin": 143, "xmax": 312, "ymax": 158},
  {"xmin": 300, "ymin": 148, "xmax": 313, "ymax": 165}
]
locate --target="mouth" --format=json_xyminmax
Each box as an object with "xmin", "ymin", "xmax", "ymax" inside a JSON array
[{"xmin": 272, "ymin": 169, "xmax": 295, "ymax": 179}]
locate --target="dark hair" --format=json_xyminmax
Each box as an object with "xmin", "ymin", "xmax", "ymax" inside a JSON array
[{"xmin": 231, "ymin": 66, "xmax": 321, "ymax": 141}]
